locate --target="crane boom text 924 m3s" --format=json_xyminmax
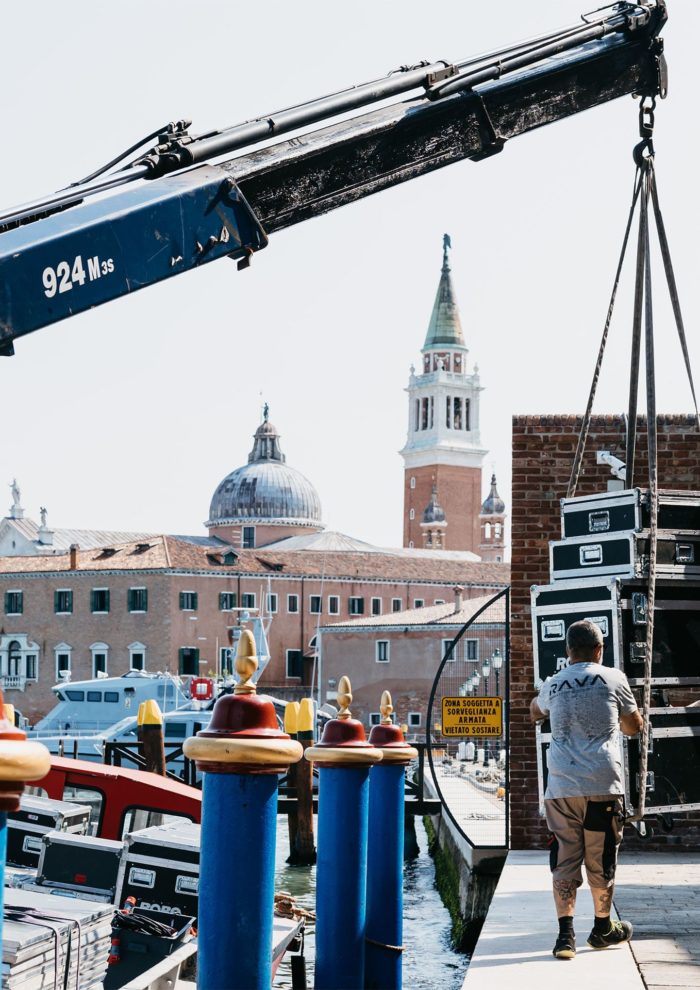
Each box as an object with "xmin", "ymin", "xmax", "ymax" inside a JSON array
[{"xmin": 0, "ymin": 1, "xmax": 667, "ymax": 355}]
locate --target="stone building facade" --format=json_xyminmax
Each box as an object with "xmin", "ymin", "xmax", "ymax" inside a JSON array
[
  {"xmin": 318, "ymin": 589, "xmax": 507, "ymax": 736},
  {"xmin": 509, "ymin": 414, "xmax": 700, "ymax": 851},
  {"xmin": 0, "ymin": 536, "xmax": 509, "ymax": 722}
]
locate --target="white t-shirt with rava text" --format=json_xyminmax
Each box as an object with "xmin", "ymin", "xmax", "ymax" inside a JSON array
[{"xmin": 537, "ymin": 661, "xmax": 638, "ymax": 800}]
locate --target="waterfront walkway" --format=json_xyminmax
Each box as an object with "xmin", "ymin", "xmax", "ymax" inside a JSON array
[{"xmin": 463, "ymin": 850, "xmax": 700, "ymax": 989}]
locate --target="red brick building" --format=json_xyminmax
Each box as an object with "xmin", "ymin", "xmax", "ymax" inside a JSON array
[
  {"xmin": 400, "ymin": 238, "xmax": 506, "ymax": 558},
  {"xmin": 509, "ymin": 414, "xmax": 700, "ymax": 850}
]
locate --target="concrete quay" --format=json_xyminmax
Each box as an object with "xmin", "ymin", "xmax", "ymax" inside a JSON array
[{"xmin": 463, "ymin": 850, "xmax": 700, "ymax": 989}]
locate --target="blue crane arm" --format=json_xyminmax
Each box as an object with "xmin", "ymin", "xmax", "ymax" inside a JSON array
[{"xmin": 0, "ymin": 1, "xmax": 667, "ymax": 354}]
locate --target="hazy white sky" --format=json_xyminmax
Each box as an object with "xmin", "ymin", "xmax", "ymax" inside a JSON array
[{"xmin": 2, "ymin": 1, "xmax": 698, "ymax": 549}]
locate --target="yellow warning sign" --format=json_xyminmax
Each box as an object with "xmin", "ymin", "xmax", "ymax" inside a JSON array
[{"xmin": 441, "ymin": 697, "xmax": 502, "ymax": 737}]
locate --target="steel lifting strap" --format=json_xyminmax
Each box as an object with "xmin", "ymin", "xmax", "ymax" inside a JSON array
[{"xmin": 566, "ymin": 99, "xmax": 700, "ymax": 821}]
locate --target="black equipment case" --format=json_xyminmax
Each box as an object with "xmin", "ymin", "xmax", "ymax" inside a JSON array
[
  {"xmin": 624, "ymin": 707, "xmax": 700, "ymax": 815},
  {"xmin": 549, "ymin": 531, "xmax": 700, "ymax": 582},
  {"xmin": 531, "ymin": 578, "xmax": 700, "ymax": 686},
  {"xmin": 560, "ymin": 488, "xmax": 700, "ymax": 540},
  {"xmin": 531, "ymin": 579, "xmax": 621, "ymax": 684},
  {"xmin": 37, "ymin": 831, "xmax": 123, "ymax": 899},
  {"xmin": 7, "ymin": 796, "xmax": 91, "ymax": 868},
  {"xmin": 116, "ymin": 821, "xmax": 200, "ymax": 918}
]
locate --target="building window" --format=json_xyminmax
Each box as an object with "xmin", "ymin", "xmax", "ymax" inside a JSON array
[
  {"xmin": 466, "ymin": 639, "xmax": 479, "ymax": 661},
  {"xmin": 349, "ymin": 597, "xmax": 364, "ymax": 616},
  {"xmin": 434, "ymin": 599, "xmax": 445, "ymax": 605},
  {"xmin": 25, "ymin": 654, "xmax": 37, "ymax": 681},
  {"xmin": 91, "ymin": 589, "xmax": 110, "ymax": 614},
  {"xmin": 392, "ymin": 598, "xmax": 402, "ymax": 613},
  {"xmin": 54, "ymin": 645, "xmax": 72, "ymax": 679},
  {"xmin": 54, "ymin": 589, "xmax": 73, "ymax": 614},
  {"xmin": 178, "ymin": 647, "xmax": 199, "ymax": 676},
  {"xmin": 408, "ymin": 541, "xmax": 414, "ymax": 549},
  {"xmin": 219, "ymin": 592, "xmax": 237, "ymax": 611},
  {"xmin": 454, "ymin": 396, "xmax": 462, "ymax": 429},
  {"xmin": 91, "ymin": 643, "xmax": 109, "ymax": 677},
  {"xmin": 267, "ymin": 593, "xmax": 278, "ymax": 614},
  {"xmin": 310, "ymin": 596, "xmax": 322, "ymax": 615},
  {"xmin": 369, "ymin": 712, "xmax": 382, "ymax": 727},
  {"xmin": 464, "ymin": 399, "xmax": 470, "ymax": 431},
  {"xmin": 414, "ymin": 599, "xmax": 424, "ymax": 609},
  {"xmin": 371, "ymin": 597, "xmax": 382, "ymax": 617},
  {"xmin": 128, "ymin": 588, "xmax": 148, "ymax": 613},
  {"xmin": 241, "ymin": 592, "xmax": 256, "ymax": 610},
  {"xmin": 446, "ymin": 395, "xmax": 451, "ymax": 428},
  {"xmin": 376, "ymin": 640, "xmax": 390, "ymax": 663},
  {"xmin": 242, "ymin": 526, "xmax": 255, "ymax": 549},
  {"xmin": 484, "ymin": 523, "xmax": 491, "ymax": 539},
  {"xmin": 220, "ymin": 647, "xmax": 234, "ymax": 676},
  {"xmin": 410, "ymin": 476, "xmax": 416, "ymax": 490},
  {"xmin": 409, "ymin": 508, "xmax": 415, "ymax": 521},
  {"xmin": 430, "ymin": 396, "xmax": 434, "ymax": 428},
  {"xmin": 129, "ymin": 643, "xmax": 146, "ymax": 671},
  {"xmin": 4, "ymin": 591, "xmax": 23, "ymax": 615},
  {"xmin": 1, "ymin": 638, "xmax": 38, "ymax": 684},
  {"xmin": 328, "ymin": 595, "xmax": 340, "ymax": 616},
  {"xmin": 286, "ymin": 649, "xmax": 303, "ymax": 679},
  {"xmin": 414, "ymin": 400, "xmax": 420, "ymax": 431},
  {"xmin": 442, "ymin": 640, "xmax": 456, "ymax": 662},
  {"xmin": 421, "ymin": 398, "xmax": 429, "ymax": 430},
  {"xmin": 287, "ymin": 595, "xmax": 299, "ymax": 614},
  {"xmin": 179, "ymin": 591, "xmax": 198, "ymax": 611},
  {"xmin": 408, "ymin": 712, "xmax": 422, "ymax": 727},
  {"xmin": 494, "ymin": 523, "xmax": 502, "ymax": 538}
]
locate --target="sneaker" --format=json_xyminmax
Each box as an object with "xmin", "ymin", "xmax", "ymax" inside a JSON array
[
  {"xmin": 587, "ymin": 919, "xmax": 633, "ymax": 949},
  {"xmin": 553, "ymin": 933, "xmax": 576, "ymax": 959}
]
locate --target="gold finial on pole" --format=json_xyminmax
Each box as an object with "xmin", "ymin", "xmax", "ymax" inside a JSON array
[
  {"xmin": 337, "ymin": 676, "xmax": 352, "ymax": 719},
  {"xmin": 380, "ymin": 691, "xmax": 394, "ymax": 725},
  {"xmin": 234, "ymin": 629, "xmax": 258, "ymax": 695}
]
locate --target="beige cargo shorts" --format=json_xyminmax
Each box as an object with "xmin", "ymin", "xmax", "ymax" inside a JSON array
[{"xmin": 544, "ymin": 795, "xmax": 625, "ymax": 890}]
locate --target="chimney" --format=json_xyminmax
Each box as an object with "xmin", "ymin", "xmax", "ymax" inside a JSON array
[
  {"xmin": 453, "ymin": 585, "xmax": 464, "ymax": 615},
  {"xmin": 69, "ymin": 544, "xmax": 79, "ymax": 569}
]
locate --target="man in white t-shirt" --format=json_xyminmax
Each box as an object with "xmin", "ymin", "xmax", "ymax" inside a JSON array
[{"xmin": 530, "ymin": 619, "xmax": 643, "ymax": 960}]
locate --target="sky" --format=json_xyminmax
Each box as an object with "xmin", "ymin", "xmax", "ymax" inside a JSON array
[{"xmin": 1, "ymin": 1, "xmax": 698, "ymax": 551}]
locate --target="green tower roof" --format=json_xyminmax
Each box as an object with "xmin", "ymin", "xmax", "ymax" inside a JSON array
[{"xmin": 422, "ymin": 234, "xmax": 466, "ymax": 352}]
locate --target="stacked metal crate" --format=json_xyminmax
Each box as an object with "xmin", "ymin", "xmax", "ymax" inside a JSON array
[{"xmin": 531, "ymin": 488, "xmax": 700, "ymax": 822}]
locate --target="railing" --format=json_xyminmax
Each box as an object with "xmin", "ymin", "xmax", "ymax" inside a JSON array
[
  {"xmin": 0, "ymin": 676, "xmax": 26, "ymax": 691},
  {"xmin": 103, "ymin": 741, "xmax": 199, "ymax": 787}
]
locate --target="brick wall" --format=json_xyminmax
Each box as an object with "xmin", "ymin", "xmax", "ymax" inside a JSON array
[
  {"xmin": 510, "ymin": 414, "xmax": 700, "ymax": 851},
  {"xmin": 404, "ymin": 464, "xmax": 482, "ymax": 552}
]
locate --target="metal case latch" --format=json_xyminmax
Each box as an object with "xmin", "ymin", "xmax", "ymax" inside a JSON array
[
  {"xmin": 675, "ymin": 543, "xmax": 695, "ymax": 564},
  {"xmin": 632, "ymin": 592, "xmax": 648, "ymax": 625},
  {"xmin": 588, "ymin": 510, "xmax": 610, "ymax": 533},
  {"xmin": 580, "ymin": 544, "xmax": 603, "ymax": 566}
]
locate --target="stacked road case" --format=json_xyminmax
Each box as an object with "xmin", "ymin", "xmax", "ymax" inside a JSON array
[{"xmin": 532, "ymin": 487, "xmax": 700, "ymax": 821}]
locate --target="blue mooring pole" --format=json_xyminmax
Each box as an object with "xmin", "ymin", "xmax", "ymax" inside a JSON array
[
  {"xmin": 365, "ymin": 692, "xmax": 418, "ymax": 990},
  {"xmin": 0, "ymin": 700, "xmax": 50, "ymax": 945},
  {"xmin": 183, "ymin": 632, "xmax": 302, "ymax": 990},
  {"xmin": 306, "ymin": 676, "xmax": 382, "ymax": 990}
]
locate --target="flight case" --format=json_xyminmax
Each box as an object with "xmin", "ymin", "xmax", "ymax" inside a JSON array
[
  {"xmin": 37, "ymin": 831, "xmax": 123, "ymax": 900},
  {"xmin": 549, "ymin": 531, "xmax": 700, "ymax": 582},
  {"xmin": 116, "ymin": 820, "xmax": 200, "ymax": 918},
  {"xmin": 531, "ymin": 578, "xmax": 700, "ymax": 686},
  {"xmin": 624, "ymin": 707, "xmax": 700, "ymax": 815},
  {"xmin": 560, "ymin": 488, "xmax": 700, "ymax": 540},
  {"xmin": 7, "ymin": 796, "xmax": 91, "ymax": 868}
]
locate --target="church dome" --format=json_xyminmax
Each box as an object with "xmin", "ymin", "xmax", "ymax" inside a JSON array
[
  {"xmin": 422, "ymin": 484, "xmax": 446, "ymax": 525},
  {"xmin": 207, "ymin": 409, "xmax": 322, "ymax": 528},
  {"xmin": 481, "ymin": 474, "xmax": 505, "ymax": 516}
]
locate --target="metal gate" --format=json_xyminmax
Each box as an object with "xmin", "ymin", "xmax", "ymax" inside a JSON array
[{"xmin": 426, "ymin": 587, "xmax": 509, "ymax": 848}]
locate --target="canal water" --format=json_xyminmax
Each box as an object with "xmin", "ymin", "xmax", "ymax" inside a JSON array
[{"xmin": 273, "ymin": 817, "xmax": 469, "ymax": 989}]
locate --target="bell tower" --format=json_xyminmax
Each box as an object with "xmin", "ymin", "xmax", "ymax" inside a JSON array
[{"xmin": 400, "ymin": 236, "xmax": 486, "ymax": 553}]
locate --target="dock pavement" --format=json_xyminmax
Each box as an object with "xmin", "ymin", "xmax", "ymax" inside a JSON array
[{"xmin": 463, "ymin": 850, "xmax": 700, "ymax": 989}]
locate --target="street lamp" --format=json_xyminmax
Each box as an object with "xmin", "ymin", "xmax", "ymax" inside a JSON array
[
  {"xmin": 480, "ymin": 659, "xmax": 491, "ymax": 767},
  {"xmin": 492, "ymin": 648, "xmax": 503, "ymax": 697}
]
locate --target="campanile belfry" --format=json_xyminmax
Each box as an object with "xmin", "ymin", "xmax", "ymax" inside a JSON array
[{"xmin": 400, "ymin": 236, "xmax": 487, "ymax": 553}]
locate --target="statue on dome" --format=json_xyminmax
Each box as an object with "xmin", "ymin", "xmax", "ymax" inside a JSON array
[
  {"xmin": 263, "ymin": 402, "xmax": 269, "ymax": 422},
  {"xmin": 40, "ymin": 506, "xmax": 48, "ymax": 528}
]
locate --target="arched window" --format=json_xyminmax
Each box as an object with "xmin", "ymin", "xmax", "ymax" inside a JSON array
[
  {"xmin": 464, "ymin": 399, "xmax": 471, "ymax": 431},
  {"xmin": 494, "ymin": 523, "xmax": 502, "ymax": 538},
  {"xmin": 90, "ymin": 643, "xmax": 109, "ymax": 677},
  {"xmin": 54, "ymin": 643, "xmax": 72, "ymax": 680},
  {"xmin": 410, "ymin": 476, "xmax": 416, "ymax": 490},
  {"xmin": 484, "ymin": 523, "xmax": 492, "ymax": 539},
  {"xmin": 409, "ymin": 508, "xmax": 415, "ymax": 520},
  {"xmin": 128, "ymin": 643, "xmax": 146, "ymax": 671}
]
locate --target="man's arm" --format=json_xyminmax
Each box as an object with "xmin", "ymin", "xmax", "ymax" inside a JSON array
[
  {"xmin": 530, "ymin": 697, "xmax": 547, "ymax": 724},
  {"xmin": 620, "ymin": 710, "xmax": 644, "ymax": 736}
]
